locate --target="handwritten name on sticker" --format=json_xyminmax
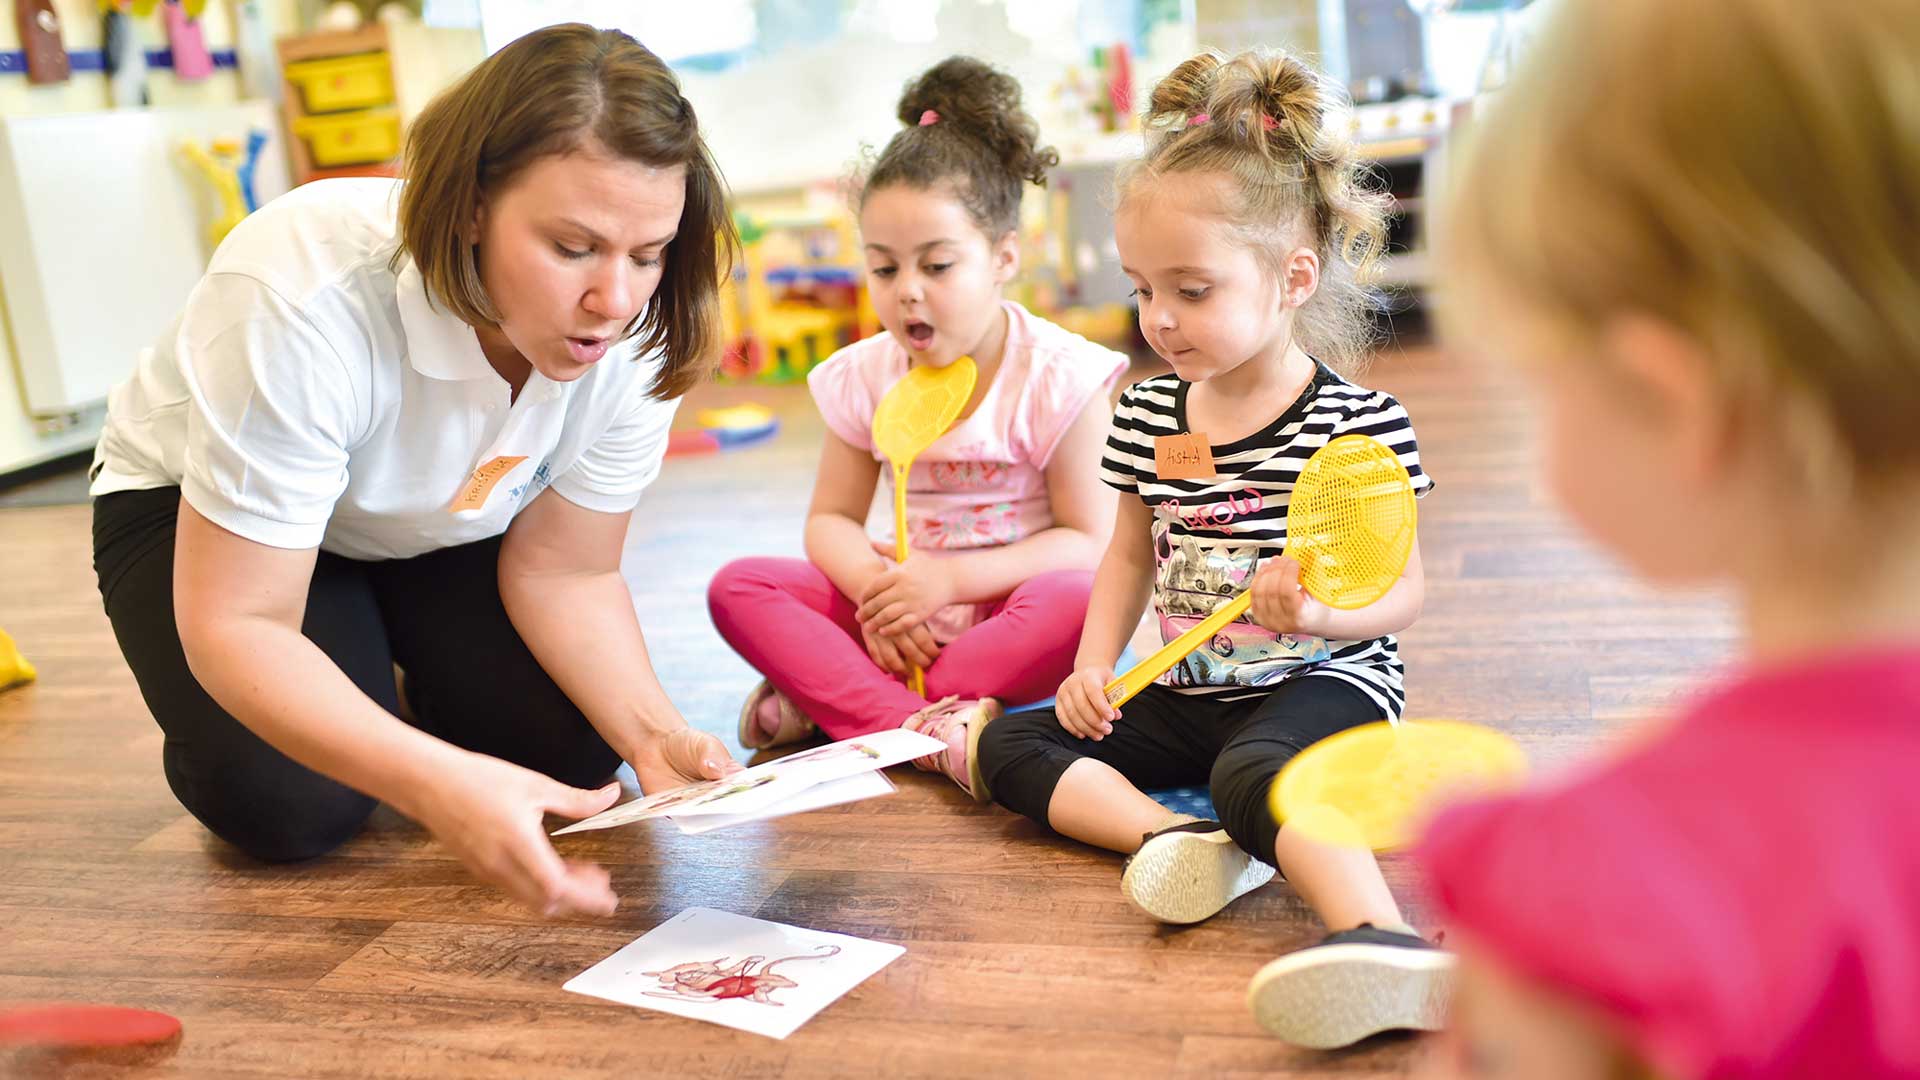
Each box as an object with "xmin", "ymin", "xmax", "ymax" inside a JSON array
[
  {"xmin": 1153, "ymin": 433, "xmax": 1216, "ymax": 481},
  {"xmin": 448, "ymin": 455, "xmax": 528, "ymax": 512}
]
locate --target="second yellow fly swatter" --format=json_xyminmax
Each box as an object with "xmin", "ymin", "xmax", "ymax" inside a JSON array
[
  {"xmin": 1104, "ymin": 433, "xmax": 1419, "ymax": 708},
  {"xmin": 1270, "ymin": 718, "xmax": 1529, "ymax": 851}
]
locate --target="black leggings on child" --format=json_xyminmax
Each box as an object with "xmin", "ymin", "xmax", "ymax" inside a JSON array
[
  {"xmin": 977, "ymin": 676, "xmax": 1386, "ymax": 866},
  {"xmin": 91, "ymin": 487, "xmax": 620, "ymax": 863}
]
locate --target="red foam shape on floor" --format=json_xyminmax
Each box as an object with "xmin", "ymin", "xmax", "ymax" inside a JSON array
[
  {"xmin": 0, "ymin": 1004, "xmax": 182, "ymax": 1047},
  {"xmin": 665, "ymin": 429, "xmax": 721, "ymax": 458}
]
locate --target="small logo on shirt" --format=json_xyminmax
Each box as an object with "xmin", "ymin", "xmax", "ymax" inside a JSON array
[{"xmin": 509, "ymin": 461, "xmax": 553, "ymax": 502}]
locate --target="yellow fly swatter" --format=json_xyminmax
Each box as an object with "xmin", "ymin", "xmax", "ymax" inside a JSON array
[
  {"xmin": 1269, "ymin": 719, "xmax": 1528, "ymax": 851},
  {"xmin": 871, "ymin": 356, "xmax": 978, "ymax": 696},
  {"xmin": 1103, "ymin": 433, "xmax": 1419, "ymax": 708}
]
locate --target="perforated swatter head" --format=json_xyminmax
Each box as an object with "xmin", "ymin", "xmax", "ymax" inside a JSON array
[
  {"xmin": 1284, "ymin": 434, "xmax": 1418, "ymax": 610},
  {"xmin": 872, "ymin": 357, "xmax": 978, "ymax": 465},
  {"xmin": 1101, "ymin": 433, "xmax": 1418, "ymax": 709},
  {"xmin": 1269, "ymin": 719, "xmax": 1529, "ymax": 851}
]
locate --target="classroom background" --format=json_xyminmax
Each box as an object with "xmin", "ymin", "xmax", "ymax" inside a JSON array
[{"xmin": 0, "ymin": 3, "xmax": 1730, "ymax": 1077}]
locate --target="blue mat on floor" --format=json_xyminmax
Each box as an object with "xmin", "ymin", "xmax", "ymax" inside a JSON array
[
  {"xmin": 1004, "ymin": 647, "xmax": 1219, "ymax": 823},
  {"xmin": 1146, "ymin": 786, "xmax": 1218, "ymax": 819}
]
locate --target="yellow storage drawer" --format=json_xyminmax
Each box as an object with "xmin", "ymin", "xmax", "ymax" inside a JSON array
[
  {"xmin": 294, "ymin": 109, "xmax": 401, "ymax": 167},
  {"xmin": 285, "ymin": 53, "xmax": 394, "ymax": 113}
]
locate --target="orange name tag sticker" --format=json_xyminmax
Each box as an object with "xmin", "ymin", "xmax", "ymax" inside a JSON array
[
  {"xmin": 448, "ymin": 455, "xmax": 527, "ymax": 512},
  {"xmin": 1153, "ymin": 433, "xmax": 1216, "ymax": 480}
]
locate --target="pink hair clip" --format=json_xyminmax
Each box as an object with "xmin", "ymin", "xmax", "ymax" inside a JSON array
[
  {"xmin": 918, "ymin": 109, "xmax": 940, "ymax": 126},
  {"xmin": 1187, "ymin": 113, "xmax": 1210, "ymax": 127},
  {"xmin": 1261, "ymin": 113, "xmax": 1279, "ymax": 131}
]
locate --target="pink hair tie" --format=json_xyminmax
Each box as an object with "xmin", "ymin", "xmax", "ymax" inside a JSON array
[
  {"xmin": 918, "ymin": 109, "xmax": 939, "ymax": 126},
  {"xmin": 1261, "ymin": 113, "xmax": 1279, "ymax": 131},
  {"xmin": 1187, "ymin": 113, "xmax": 1210, "ymax": 127}
]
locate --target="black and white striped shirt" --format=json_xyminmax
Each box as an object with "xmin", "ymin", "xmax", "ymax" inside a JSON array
[{"xmin": 1100, "ymin": 363, "xmax": 1433, "ymax": 715}]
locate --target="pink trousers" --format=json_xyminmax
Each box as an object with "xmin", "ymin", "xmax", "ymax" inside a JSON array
[{"xmin": 707, "ymin": 557, "xmax": 1093, "ymax": 739}]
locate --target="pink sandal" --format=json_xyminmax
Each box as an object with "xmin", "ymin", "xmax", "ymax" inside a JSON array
[
  {"xmin": 736, "ymin": 680, "xmax": 817, "ymax": 750},
  {"xmin": 901, "ymin": 696, "xmax": 1002, "ymax": 801}
]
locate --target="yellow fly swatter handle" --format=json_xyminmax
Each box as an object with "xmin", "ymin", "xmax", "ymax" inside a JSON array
[
  {"xmin": 891, "ymin": 461, "xmax": 925, "ymax": 697},
  {"xmin": 1103, "ymin": 591, "xmax": 1253, "ymax": 708},
  {"xmin": 872, "ymin": 355, "xmax": 976, "ymax": 701}
]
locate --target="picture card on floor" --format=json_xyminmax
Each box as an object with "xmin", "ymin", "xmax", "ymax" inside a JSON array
[
  {"xmin": 554, "ymin": 728, "xmax": 943, "ymax": 835},
  {"xmin": 563, "ymin": 908, "xmax": 905, "ymax": 1040},
  {"xmin": 672, "ymin": 769, "xmax": 895, "ymax": 835}
]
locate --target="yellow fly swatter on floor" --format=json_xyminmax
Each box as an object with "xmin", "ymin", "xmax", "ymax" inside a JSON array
[
  {"xmin": 1103, "ymin": 433, "xmax": 1419, "ymax": 709},
  {"xmin": 872, "ymin": 356, "xmax": 978, "ymax": 696},
  {"xmin": 1269, "ymin": 719, "xmax": 1528, "ymax": 851}
]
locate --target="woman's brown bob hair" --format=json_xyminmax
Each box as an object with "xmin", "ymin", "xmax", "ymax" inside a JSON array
[{"xmin": 394, "ymin": 23, "xmax": 736, "ymax": 400}]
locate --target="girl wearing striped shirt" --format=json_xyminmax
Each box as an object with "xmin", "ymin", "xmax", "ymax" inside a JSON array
[{"xmin": 977, "ymin": 47, "xmax": 1447, "ymax": 1049}]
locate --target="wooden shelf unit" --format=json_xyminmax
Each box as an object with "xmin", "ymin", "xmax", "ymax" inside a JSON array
[
  {"xmin": 1357, "ymin": 130, "xmax": 1446, "ymax": 305},
  {"xmin": 276, "ymin": 25, "xmax": 399, "ymax": 185}
]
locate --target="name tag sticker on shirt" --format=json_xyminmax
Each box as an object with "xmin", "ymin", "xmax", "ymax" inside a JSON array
[
  {"xmin": 1154, "ymin": 433, "xmax": 1216, "ymax": 480},
  {"xmin": 448, "ymin": 455, "xmax": 527, "ymax": 512}
]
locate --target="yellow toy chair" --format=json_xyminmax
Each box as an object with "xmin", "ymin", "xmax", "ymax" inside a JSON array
[{"xmin": 739, "ymin": 228, "xmax": 841, "ymax": 382}]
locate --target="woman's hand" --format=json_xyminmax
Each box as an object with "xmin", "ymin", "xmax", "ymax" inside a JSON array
[
  {"xmin": 856, "ymin": 558, "xmax": 955, "ymax": 638},
  {"xmin": 416, "ymin": 752, "xmax": 624, "ymax": 918},
  {"xmin": 627, "ymin": 728, "xmax": 742, "ymax": 794}
]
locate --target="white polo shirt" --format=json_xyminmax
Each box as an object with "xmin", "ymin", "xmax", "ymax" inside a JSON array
[{"xmin": 89, "ymin": 178, "xmax": 679, "ymax": 561}]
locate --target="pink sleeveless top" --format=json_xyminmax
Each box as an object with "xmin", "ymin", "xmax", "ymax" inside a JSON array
[{"xmin": 808, "ymin": 301, "xmax": 1127, "ymax": 639}]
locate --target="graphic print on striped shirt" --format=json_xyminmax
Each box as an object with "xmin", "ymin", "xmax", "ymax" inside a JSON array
[{"xmin": 1100, "ymin": 363, "xmax": 1434, "ymax": 715}]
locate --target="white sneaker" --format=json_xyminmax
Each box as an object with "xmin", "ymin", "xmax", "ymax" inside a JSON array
[
  {"xmin": 1247, "ymin": 924, "xmax": 1455, "ymax": 1049},
  {"xmin": 1120, "ymin": 819, "xmax": 1277, "ymax": 924}
]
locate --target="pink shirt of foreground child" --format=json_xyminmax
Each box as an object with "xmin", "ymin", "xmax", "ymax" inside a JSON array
[{"xmin": 1419, "ymin": 647, "xmax": 1920, "ymax": 1080}]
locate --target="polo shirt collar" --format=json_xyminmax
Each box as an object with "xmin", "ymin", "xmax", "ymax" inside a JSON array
[{"xmin": 397, "ymin": 258, "xmax": 503, "ymax": 383}]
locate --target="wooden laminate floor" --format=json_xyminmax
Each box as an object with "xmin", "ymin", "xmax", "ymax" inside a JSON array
[{"xmin": 0, "ymin": 341, "xmax": 1737, "ymax": 1078}]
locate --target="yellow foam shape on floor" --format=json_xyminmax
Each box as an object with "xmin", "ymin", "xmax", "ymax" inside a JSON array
[
  {"xmin": 1270, "ymin": 719, "xmax": 1528, "ymax": 852},
  {"xmin": 0, "ymin": 629, "xmax": 36, "ymax": 692},
  {"xmin": 696, "ymin": 404, "xmax": 775, "ymax": 430}
]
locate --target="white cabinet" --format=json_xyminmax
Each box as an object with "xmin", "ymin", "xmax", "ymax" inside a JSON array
[{"xmin": 0, "ymin": 102, "xmax": 289, "ymax": 415}]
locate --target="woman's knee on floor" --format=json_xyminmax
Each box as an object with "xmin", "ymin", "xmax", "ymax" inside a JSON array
[{"xmin": 163, "ymin": 747, "xmax": 376, "ymax": 862}]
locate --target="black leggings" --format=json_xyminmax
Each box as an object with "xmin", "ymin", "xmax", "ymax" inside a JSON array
[
  {"xmin": 977, "ymin": 676, "xmax": 1386, "ymax": 866},
  {"xmin": 92, "ymin": 487, "xmax": 619, "ymax": 862}
]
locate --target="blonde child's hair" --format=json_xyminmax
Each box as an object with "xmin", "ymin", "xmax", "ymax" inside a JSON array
[
  {"xmin": 1442, "ymin": 0, "xmax": 1920, "ymax": 500},
  {"xmin": 1116, "ymin": 48, "xmax": 1393, "ymax": 372}
]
